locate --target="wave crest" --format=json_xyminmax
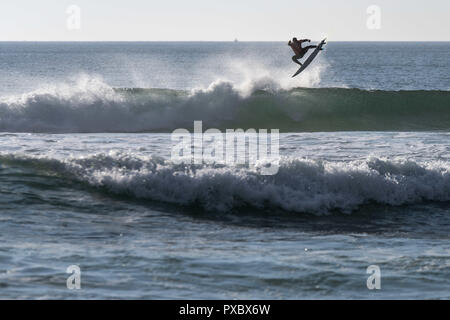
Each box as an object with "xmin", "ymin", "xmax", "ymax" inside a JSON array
[
  {"xmin": 2, "ymin": 153, "xmax": 449, "ymax": 214},
  {"xmin": 0, "ymin": 76, "xmax": 449, "ymax": 133}
]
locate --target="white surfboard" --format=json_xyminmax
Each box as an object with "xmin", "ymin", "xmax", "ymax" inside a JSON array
[{"xmin": 292, "ymin": 38, "xmax": 327, "ymax": 78}]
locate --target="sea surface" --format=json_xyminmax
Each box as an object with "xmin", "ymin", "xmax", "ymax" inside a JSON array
[{"xmin": 0, "ymin": 42, "xmax": 449, "ymax": 299}]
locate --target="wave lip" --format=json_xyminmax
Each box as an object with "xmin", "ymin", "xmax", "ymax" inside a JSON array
[
  {"xmin": 0, "ymin": 77, "xmax": 449, "ymax": 133},
  {"xmin": 3, "ymin": 153, "xmax": 449, "ymax": 214}
]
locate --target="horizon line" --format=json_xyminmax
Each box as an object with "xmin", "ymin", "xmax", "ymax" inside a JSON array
[{"xmin": 0, "ymin": 40, "xmax": 449, "ymax": 43}]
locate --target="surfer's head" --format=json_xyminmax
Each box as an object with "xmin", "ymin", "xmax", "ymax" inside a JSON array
[{"xmin": 293, "ymin": 37, "xmax": 298, "ymax": 42}]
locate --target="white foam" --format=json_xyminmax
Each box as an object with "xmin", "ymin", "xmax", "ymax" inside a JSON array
[
  {"xmin": 0, "ymin": 73, "xmax": 321, "ymax": 133},
  {"xmin": 5, "ymin": 153, "xmax": 449, "ymax": 214},
  {"xmin": 0, "ymin": 75, "xmax": 244, "ymax": 132}
]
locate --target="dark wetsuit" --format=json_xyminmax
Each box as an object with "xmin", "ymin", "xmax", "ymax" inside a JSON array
[{"xmin": 289, "ymin": 39, "xmax": 318, "ymax": 65}]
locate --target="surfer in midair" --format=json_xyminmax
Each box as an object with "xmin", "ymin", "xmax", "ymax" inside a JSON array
[{"xmin": 288, "ymin": 38, "xmax": 320, "ymax": 66}]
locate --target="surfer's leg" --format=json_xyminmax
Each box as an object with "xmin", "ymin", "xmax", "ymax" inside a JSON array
[
  {"xmin": 292, "ymin": 55, "xmax": 302, "ymax": 66},
  {"xmin": 305, "ymin": 45, "xmax": 323, "ymax": 51}
]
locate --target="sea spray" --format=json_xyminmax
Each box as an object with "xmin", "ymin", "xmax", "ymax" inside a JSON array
[{"xmin": 0, "ymin": 77, "xmax": 449, "ymax": 133}]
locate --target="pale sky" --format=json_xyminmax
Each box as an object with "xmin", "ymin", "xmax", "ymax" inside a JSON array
[{"xmin": 0, "ymin": 0, "xmax": 448, "ymax": 41}]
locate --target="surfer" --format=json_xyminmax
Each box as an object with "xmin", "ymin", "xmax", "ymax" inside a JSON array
[{"xmin": 288, "ymin": 38, "xmax": 320, "ymax": 66}]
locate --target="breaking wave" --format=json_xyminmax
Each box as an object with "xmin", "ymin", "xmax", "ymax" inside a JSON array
[
  {"xmin": 0, "ymin": 76, "xmax": 449, "ymax": 133},
  {"xmin": 1, "ymin": 153, "xmax": 449, "ymax": 214}
]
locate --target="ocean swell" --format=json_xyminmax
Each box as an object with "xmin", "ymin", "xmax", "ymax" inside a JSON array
[
  {"xmin": 2, "ymin": 153, "xmax": 449, "ymax": 214},
  {"xmin": 0, "ymin": 77, "xmax": 449, "ymax": 133}
]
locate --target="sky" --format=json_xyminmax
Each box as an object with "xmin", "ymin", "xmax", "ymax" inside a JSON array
[{"xmin": 0, "ymin": 0, "xmax": 448, "ymax": 41}]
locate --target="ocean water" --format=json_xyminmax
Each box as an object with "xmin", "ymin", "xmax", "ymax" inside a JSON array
[{"xmin": 0, "ymin": 42, "xmax": 449, "ymax": 299}]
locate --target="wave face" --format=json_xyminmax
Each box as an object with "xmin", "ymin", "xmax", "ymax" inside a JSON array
[
  {"xmin": 2, "ymin": 153, "xmax": 449, "ymax": 214},
  {"xmin": 0, "ymin": 77, "xmax": 449, "ymax": 133}
]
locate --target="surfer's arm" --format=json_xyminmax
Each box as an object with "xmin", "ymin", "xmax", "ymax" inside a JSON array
[{"xmin": 299, "ymin": 39, "xmax": 311, "ymax": 43}]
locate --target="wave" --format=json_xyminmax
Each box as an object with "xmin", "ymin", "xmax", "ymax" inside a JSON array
[
  {"xmin": 0, "ymin": 76, "xmax": 449, "ymax": 133},
  {"xmin": 1, "ymin": 153, "xmax": 449, "ymax": 214}
]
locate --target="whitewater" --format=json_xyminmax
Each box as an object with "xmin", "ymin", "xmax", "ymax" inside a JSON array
[
  {"xmin": 0, "ymin": 76, "xmax": 449, "ymax": 132},
  {"xmin": 0, "ymin": 42, "xmax": 449, "ymax": 299}
]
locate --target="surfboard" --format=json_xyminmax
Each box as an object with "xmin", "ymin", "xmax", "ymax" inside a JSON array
[{"xmin": 292, "ymin": 38, "xmax": 327, "ymax": 78}]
